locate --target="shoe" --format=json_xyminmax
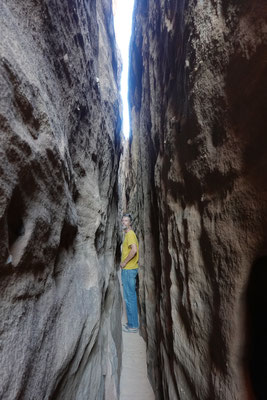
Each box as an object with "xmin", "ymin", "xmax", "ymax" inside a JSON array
[{"xmin": 122, "ymin": 325, "xmax": 138, "ymax": 333}]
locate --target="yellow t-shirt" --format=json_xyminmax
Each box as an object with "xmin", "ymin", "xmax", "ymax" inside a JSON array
[{"xmin": 121, "ymin": 230, "xmax": 139, "ymax": 270}]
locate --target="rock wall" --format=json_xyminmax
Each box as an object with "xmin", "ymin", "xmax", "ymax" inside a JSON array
[
  {"xmin": 126, "ymin": 1, "xmax": 267, "ymax": 399},
  {"xmin": 0, "ymin": 1, "xmax": 122, "ymax": 399}
]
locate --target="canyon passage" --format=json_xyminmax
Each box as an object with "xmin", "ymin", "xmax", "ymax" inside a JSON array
[{"xmin": 0, "ymin": 1, "xmax": 267, "ymax": 400}]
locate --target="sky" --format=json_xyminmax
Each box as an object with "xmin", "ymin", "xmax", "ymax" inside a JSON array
[{"xmin": 113, "ymin": 0, "xmax": 135, "ymax": 138}]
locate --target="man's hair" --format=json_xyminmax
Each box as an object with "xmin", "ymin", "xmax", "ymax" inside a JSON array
[{"xmin": 122, "ymin": 213, "xmax": 132, "ymax": 222}]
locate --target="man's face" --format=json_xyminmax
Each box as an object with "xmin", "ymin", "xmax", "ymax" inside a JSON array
[{"xmin": 122, "ymin": 216, "xmax": 131, "ymax": 230}]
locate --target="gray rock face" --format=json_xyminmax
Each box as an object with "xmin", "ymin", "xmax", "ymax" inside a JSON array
[
  {"xmin": 126, "ymin": 1, "xmax": 267, "ymax": 399},
  {"xmin": 0, "ymin": 1, "xmax": 122, "ymax": 399}
]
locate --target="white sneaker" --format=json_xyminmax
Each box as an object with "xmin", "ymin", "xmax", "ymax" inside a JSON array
[{"xmin": 122, "ymin": 325, "xmax": 138, "ymax": 333}]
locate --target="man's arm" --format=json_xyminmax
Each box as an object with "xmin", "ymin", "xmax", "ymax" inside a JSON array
[{"xmin": 120, "ymin": 244, "xmax": 137, "ymax": 268}]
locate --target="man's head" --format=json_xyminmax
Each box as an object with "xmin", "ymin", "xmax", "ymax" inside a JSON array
[{"xmin": 122, "ymin": 213, "xmax": 132, "ymax": 231}]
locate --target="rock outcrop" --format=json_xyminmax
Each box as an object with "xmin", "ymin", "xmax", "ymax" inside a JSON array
[
  {"xmin": 126, "ymin": 1, "xmax": 267, "ymax": 399},
  {"xmin": 0, "ymin": 1, "xmax": 122, "ymax": 399}
]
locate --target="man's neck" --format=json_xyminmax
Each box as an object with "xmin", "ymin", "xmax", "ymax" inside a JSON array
[{"xmin": 124, "ymin": 227, "xmax": 131, "ymax": 233}]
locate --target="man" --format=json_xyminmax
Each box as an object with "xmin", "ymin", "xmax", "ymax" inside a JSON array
[{"xmin": 120, "ymin": 213, "xmax": 139, "ymax": 333}]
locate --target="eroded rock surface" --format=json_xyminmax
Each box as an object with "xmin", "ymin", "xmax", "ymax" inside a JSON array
[
  {"xmin": 126, "ymin": 1, "xmax": 267, "ymax": 399},
  {"xmin": 0, "ymin": 1, "xmax": 122, "ymax": 399}
]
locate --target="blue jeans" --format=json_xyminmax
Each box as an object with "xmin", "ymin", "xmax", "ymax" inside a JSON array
[{"xmin": 121, "ymin": 268, "xmax": 139, "ymax": 328}]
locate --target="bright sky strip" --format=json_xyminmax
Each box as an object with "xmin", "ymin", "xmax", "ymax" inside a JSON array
[{"xmin": 114, "ymin": 0, "xmax": 135, "ymax": 138}]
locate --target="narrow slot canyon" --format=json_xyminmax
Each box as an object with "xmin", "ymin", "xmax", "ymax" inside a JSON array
[{"xmin": 0, "ymin": 1, "xmax": 267, "ymax": 400}]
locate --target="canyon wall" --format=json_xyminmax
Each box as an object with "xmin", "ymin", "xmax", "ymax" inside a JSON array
[
  {"xmin": 126, "ymin": 0, "xmax": 267, "ymax": 399},
  {"xmin": 0, "ymin": 1, "xmax": 122, "ymax": 399}
]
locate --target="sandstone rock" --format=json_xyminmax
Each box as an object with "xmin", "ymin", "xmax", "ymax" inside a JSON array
[
  {"xmin": 126, "ymin": 1, "xmax": 267, "ymax": 399},
  {"xmin": 0, "ymin": 1, "xmax": 122, "ymax": 399}
]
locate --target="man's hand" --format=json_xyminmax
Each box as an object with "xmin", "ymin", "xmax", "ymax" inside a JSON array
[{"xmin": 120, "ymin": 261, "xmax": 127, "ymax": 269}]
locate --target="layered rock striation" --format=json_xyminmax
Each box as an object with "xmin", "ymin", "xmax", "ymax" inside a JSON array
[
  {"xmin": 126, "ymin": 1, "xmax": 267, "ymax": 399},
  {"xmin": 0, "ymin": 1, "xmax": 122, "ymax": 399}
]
